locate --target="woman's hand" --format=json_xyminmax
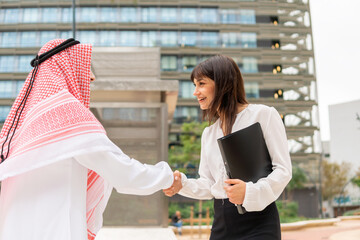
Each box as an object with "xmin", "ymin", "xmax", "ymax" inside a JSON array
[
  {"xmin": 163, "ymin": 170, "xmax": 182, "ymax": 197},
  {"xmin": 224, "ymin": 179, "xmax": 246, "ymax": 205}
]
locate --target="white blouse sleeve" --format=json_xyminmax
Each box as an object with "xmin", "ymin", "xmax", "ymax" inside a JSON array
[
  {"xmin": 178, "ymin": 128, "xmax": 215, "ymax": 200},
  {"xmin": 75, "ymin": 149, "xmax": 174, "ymax": 196},
  {"xmin": 242, "ymin": 107, "xmax": 292, "ymax": 211}
]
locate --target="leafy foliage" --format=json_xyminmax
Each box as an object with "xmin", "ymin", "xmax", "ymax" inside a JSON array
[
  {"xmin": 284, "ymin": 165, "xmax": 308, "ymax": 201},
  {"xmin": 276, "ymin": 201, "xmax": 301, "ymax": 223},
  {"xmin": 321, "ymin": 159, "xmax": 350, "ymax": 201},
  {"xmin": 169, "ymin": 121, "xmax": 208, "ymax": 175},
  {"xmin": 351, "ymin": 167, "xmax": 360, "ymax": 188},
  {"xmin": 287, "ymin": 165, "xmax": 307, "ymax": 191},
  {"xmin": 344, "ymin": 207, "xmax": 360, "ymax": 216}
]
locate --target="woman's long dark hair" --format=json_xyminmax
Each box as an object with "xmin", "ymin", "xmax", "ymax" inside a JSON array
[{"xmin": 191, "ymin": 55, "xmax": 248, "ymax": 135}]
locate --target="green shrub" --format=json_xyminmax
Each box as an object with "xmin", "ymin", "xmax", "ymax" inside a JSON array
[
  {"xmin": 344, "ymin": 208, "xmax": 360, "ymax": 216},
  {"xmin": 276, "ymin": 201, "xmax": 307, "ymax": 223}
]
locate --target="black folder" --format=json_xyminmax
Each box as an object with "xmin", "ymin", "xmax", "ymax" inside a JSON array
[{"xmin": 217, "ymin": 122, "xmax": 273, "ymax": 214}]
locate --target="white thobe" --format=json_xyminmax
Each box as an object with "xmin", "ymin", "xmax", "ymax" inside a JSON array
[{"xmin": 0, "ymin": 136, "xmax": 173, "ymax": 240}]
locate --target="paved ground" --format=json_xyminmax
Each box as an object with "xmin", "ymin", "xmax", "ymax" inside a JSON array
[
  {"xmin": 282, "ymin": 220, "xmax": 360, "ymax": 240},
  {"xmin": 176, "ymin": 233, "xmax": 209, "ymax": 240},
  {"xmin": 96, "ymin": 227, "xmax": 177, "ymax": 240},
  {"xmin": 95, "ymin": 219, "xmax": 360, "ymax": 240},
  {"xmin": 175, "ymin": 219, "xmax": 360, "ymax": 240}
]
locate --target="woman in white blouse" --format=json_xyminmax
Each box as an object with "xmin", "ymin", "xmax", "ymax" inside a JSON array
[{"xmin": 164, "ymin": 55, "xmax": 292, "ymax": 240}]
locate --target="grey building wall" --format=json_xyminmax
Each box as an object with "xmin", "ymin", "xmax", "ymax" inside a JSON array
[
  {"xmin": 90, "ymin": 47, "xmax": 178, "ymax": 226},
  {"xmin": 293, "ymin": 187, "xmax": 319, "ymax": 218}
]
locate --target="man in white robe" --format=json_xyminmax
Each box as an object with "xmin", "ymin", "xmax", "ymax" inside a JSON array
[{"xmin": 0, "ymin": 39, "xmax": 181, "ymax": 240}]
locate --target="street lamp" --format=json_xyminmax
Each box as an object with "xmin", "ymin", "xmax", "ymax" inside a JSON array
[
  {"xmin": 336, "ymin": 177, "xmax": 355, "ymax": 216},
  {"xmin": 72, "ymin": 0, "xmax": 76, "ymax": 38}
]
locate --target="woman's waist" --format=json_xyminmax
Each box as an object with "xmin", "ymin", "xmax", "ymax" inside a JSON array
[{"xmin": 214, "ymin": 198, "xmax": 277, "ymax": 212}]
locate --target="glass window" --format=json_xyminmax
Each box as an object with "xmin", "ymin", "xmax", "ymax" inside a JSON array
[
  {"xmin": 180, "ymin": 32, "xmax": 197, "ymax": 47},
  {"xmin": 60, "ymin": 31, "xmax": 71, "ymax": 39},
  {"xmin": 241, "ymin": 57, "xmax": 258, "ymax": 73},
  {"xmin": 119, "ymin": 31, "xmax": 137, "ymax": 46},
  {"xmin": 201, "ymin": 32, "xmax": 218, "ymax": 47},
  {"xmin": 42, "ymin": 8, "xmax": 58, "ymax": 23},
  {"xmin": 141, "ymin": 7, "xmax": 157, "ymax": 23},
  {"xmin": 240, "ymin": 10, "xmax": 255, "ymax": 24},
  {"xmin": 0, "ymin": 9, "xmax": 4, "ymax": 23},
  {"xmin": 62, "ymin": 8, "xmax": 72, "ymax": 23},
  {"xmin": 0, "ymin": 106, "xmax": 11, "ymax": 123},
  {"xmin": 221, "ymin": 32, "xmax": 238, "ymax": 47},
  {"xmin": 4, "ymin": 9, "xmax": 19, "ymax": 23},
  {"xmin": 103, "ymin": 108, "xmax": 157, "ymax": 122},
  {"xmin": 174, "ymin": 106, "xmax": 200, "ymax": 124},
  {"xmin": 240, "ymin": 32, "xmax": 257, "ymax": 48},
  {"xmin": 99, "ymin": 31, "xmax": 117, "ymax": 46},
  {"xmin": 181, "ymin": 8, "xmax": 197, "ymax": 23},
  {"xmin": 161, "ymin": 8, "xmax": 177, "ymax": 23},
  {"xmin": 80, "ymin": 7, "xmax": 97, "ymax": 23},
  {"xmin": 161, "ymin": 56, "xmax": 177, "ymax": 71},
  {"xmin": 40, "ymin": 31, "xmax": 57, "ymax": 46},
  {"xmin": 20, "ymin": 32, "xmax": 37, "ymax": 47},
  {"xmin": 100, "ymin": 7, "xmax": 118, "ymax": 22},
  {"xmin": 200, "ymin": 8, "xmax": 217, "ymax": 23},
  {"xmin": 18, "ymin": 55, "xmax": 33, "ymax": 72},
  {"xmin": 199, "ymin": 55, "xmax": 212, "ymax": 63},
  {"xmin": 23, "ymin": 8, "xmax": 38, "ymax": 23},
  {"xmin": 220, "ymin": 9, "xmax": 237, "ymax": 24},
  {"xmin": 78, "ymin": 31, "xmax": 97, "ymax": 45},
  {"xmin": 0, "ymin": 56, "xmax": 15, "ymax": 72},
  {"xmin": 182, "ymin": 56, "xmax": 197, "ymax": 72},
  {"xmin": 141, "ymin": 31, "xmax": 157, "ymax": 47},
  {"xmin": 245, "ymin": 82, "xmax": 259, "ymax": 98},
  {"xmin": 0, "ymin": 81, "xmax": 13, "ymax": 98},
  {"xmin": 120, "ymin": 7, "xmax": 137, "ymax": 22},
  {"xmin": 17, "ymin": 81, "xmax": 25, "ymax": 95},
  {"xmin": 179, "ymin": 81, "xmax": 195, "ymax": 99},
  {"xmin": 0, "ymin": 80, "xmax": 23, "ymax": 98},
  {"xmin": 161, "ymin": 31, "xmax": 177, "ymax": 47},
  {"xmin": 1, "ymin": 32, "xmax": 17, "ymax": 47}
]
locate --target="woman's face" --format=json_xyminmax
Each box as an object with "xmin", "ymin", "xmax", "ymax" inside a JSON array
[
  {"xmin": 193, "ymin": 77, "xmax": 215, "ymax": 110},
  {"xmin": 90, "ymin": 70, "xmax": 95, "ymax": 82}
]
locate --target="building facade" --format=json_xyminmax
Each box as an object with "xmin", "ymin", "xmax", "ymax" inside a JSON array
[
  {"xmin": 329, "ymin": 99, "xmax": 360, "ymax": 213},
  {"xmin": 89, "ymin": 47, "xmax": 178, "ymax": 226},
  {"xmin": 0, "ymin": 0, "xmax": 322, "ymax": 217}
]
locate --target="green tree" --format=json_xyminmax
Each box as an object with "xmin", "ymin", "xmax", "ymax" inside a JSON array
[
  {"xmin": 322, "ymin": 159, "xmax": 350, "ymax": 201},
  {"xmin": 169, "ymin": 121, "xmax": 208, "ymax": 174},
  {"xmin": 285, "ymin": 165, "xmax": 307, "ymax": 201},
  {"xmin": 351, "ymin": 167, "xmax": 360, "ymax": 188}
]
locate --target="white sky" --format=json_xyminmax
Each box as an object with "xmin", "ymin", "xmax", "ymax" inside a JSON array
[{"xmin": 309, "ymin": 0, "xmax": 360, "ymax": 141}]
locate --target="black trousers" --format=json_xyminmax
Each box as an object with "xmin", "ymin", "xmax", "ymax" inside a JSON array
[{"xmin": 210, "ymin": 199, "xmax": 281, "ymax": 240}]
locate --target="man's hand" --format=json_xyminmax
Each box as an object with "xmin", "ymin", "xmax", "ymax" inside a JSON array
[
  {"xmin": 224, "ymin": 179, "xmax": 246, "ymax": 205},
  {"xmin": 163, "ymin": 170, "xmax": 182, "ymax": 197}
]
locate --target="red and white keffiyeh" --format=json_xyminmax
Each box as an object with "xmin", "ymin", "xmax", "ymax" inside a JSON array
[{"xmin": 0, "ymin": 39, "xmax": 109, "ymax": 240}]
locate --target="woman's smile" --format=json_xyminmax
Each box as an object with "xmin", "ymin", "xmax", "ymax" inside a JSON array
[{"xmin": 193, "ymin": 77, "xmax": 215, "ymax": 110}]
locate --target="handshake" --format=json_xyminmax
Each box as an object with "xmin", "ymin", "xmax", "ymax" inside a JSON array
[{"xmin": 163, "ymin": 170, "xmax": 183, "ymax": 197}]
